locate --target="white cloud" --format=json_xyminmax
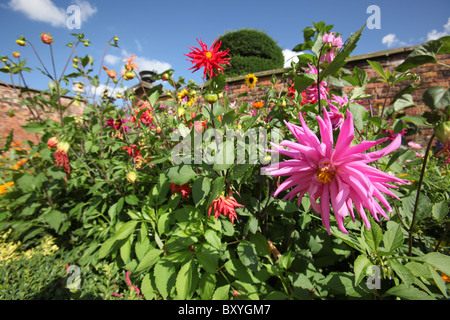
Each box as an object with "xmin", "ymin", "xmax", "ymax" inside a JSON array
[
  {"xmin": 7, "ymin": 0, "xmax": 96, "ymax": 27},
  {"xmin": 74, "ymin": 0, "xmax": 97, "ymax": 23},
  {"xmin": 427, "ymin": 17, "xmax": 450, "ymax": 40},
  {"xmin": 104, "ymin": 54, "xmax": 121, "ymax": 65},
  {"xmin": 135, "ymin": 39, "xmax": 143, "ymax": 52},
  {"xmin": 8, "ymin": 0, "xmax": 66, "ymax": 27},
  {"xmin": 283, "ymin": 49, "xmax": 302, "ymax": 68},
  {"xmin": 381, "ymin": 33, "xmax": 409, "ymax": 48}
]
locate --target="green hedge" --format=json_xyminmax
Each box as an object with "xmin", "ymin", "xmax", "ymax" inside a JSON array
[{"xmin": 219, "ymin": 29, "xmax": 284, "ymax": 77}]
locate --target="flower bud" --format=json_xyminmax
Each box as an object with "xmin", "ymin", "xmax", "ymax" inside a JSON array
[
  {"xmin": 56, "ymin": 141, "xmax": 70, "ymax": 153},
  {"xmin": 434, "ymin": 121, "xmax": 450, "ymax": 143},
  {"xmin": 12, "ymin": 52, "xmax": 20, "ymax": 58},
  {"xmin": 127, "ymin": 171, "xmax": 137, "ymax": 183},
  {"xmin": 47, "ymin": 137, "xmax": 58, "ymax": 148}
]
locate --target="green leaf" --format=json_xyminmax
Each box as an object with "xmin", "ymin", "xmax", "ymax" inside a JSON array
[
  {"xmin": 422, "ymin": 86, "xmax": 450, "ymax": 110},
  {"xmin": 166, "ymin": 164, "xmax": 196, "ymax": 185},
  {"xmin": 192, "ymin": 177, "xmax": 211, "ymax": 206},
  {"xmin": 410, "ymin": 252, "xmax": 450, "ymax": 277},
  {"xmin": 348, "ymin": 102, "xmax": 368, "ymax": 131},
  {"xmin": 395, "ymin": 36, "xmax": 450, "ymax": 72},
  {"xmin": 427, "ymin": 264, "xmax": 448, "ymax": 298},
  {"xmin": 204, "ymin": 229, "xmax": 221, "ymax": 250},
  {"xmin": 154, "ymin": 259, "xmax": 176, "ymax": 299},
  {"xmin": 125, "ymin": 194, "xmax": 139, "ymax": 205},
  {"xmin": 141, "ymin": 274, "xmax": 156, "ymax": 300},
  {"xmin": 98, "ymin": 237, "xmax": 117, "ymax": 259},
  {"xmin": 383, "ymin": 222, "xmax": 404, "ymax": 253},
  {"xmin": 385, "ymin": 283, "xmax": 434, "ymax": 300},
  {"xmin": 43, "ymin": 210, "xmax": 66, "ymax": 233},
  {"xmin": 176, "ymin": 259, "xmax": 197, "ymax": 299},
  {"xmin": 294, "ymin": 73, "xmax": 316, "ymax": 93},
  {"xmin": 399, "ymin": 115, "xmax": 432, "ymax": 127},
  {"xmin": 135, "ymin": 248, "xmax": 163, "ymax": 273},
  {"xmin": 393, "ymin": 94, "xmax": 416, "ymax": 111},
  {"xmin": 196, "ymin": 244, "xmax": 219, "ymax": 274},
  {"xmin": 389, "ymin": 259, "xmax": 414, "ymax": 286},
  {"xmin": 198, "ymin": 273, "xmax": 216, "ymax": 300},
  {"xmin": 212, "ymin": 284, "xmax": 230, "ymax": 300},
  {"xmin": 115, "ymin": 220, "xmax": 138, "ymax": 240},
  {"xmin": 367, "ymin": 60, "xmax": 386, "ymax": 80},
  {"xmin": 432, "ymin": 201, "xmax": 449, "ymax": 220},
  {"xmin": 237, "ymin": 241, "xmax": 259, "ymax": 273},
  {"xmin": 354, "ymin": 254, "xmax": 371, "ymax": 286},
  {"xmin": 363, "ymin": 220, "xmax": 383, "ymax": 252}
]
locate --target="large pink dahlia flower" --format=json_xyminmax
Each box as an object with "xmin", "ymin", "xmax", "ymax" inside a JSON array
[{"xmin": 264, "ymin": 109, "xmax": 407, "ymax": 234}]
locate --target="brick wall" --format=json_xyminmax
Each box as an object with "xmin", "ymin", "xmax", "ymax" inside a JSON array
[{"xmin": 0, "ymin": 83, "xmax": 84, "ymax": 147}]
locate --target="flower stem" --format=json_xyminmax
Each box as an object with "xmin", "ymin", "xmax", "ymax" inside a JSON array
[{"xmin": 408, "ymin": 133, "xmax": 435, "ymax": 256}]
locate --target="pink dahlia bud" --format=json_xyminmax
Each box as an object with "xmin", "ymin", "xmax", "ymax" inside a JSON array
[
  {"xmin": 47, "ymin": 137, "xmax": 58, "ymax": 148},
  {"xmin": 434, "ymin": 121, "xmax": 450, "ymax": 144}
]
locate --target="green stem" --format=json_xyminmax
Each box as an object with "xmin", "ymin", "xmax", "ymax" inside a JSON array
[{"xmin": 408, "ymin": 133, "xmax": 435, "ymax": 257}]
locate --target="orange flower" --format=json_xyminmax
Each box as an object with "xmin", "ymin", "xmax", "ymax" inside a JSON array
[
  {"xmin": 12, "ymin": 52, "xmax": 20, "ymax": 58},
  {"xmin": 0, "ymin": 182, "xmax": 14, "ymax": 195},
  {"xmin": 252, "ymin": 101, "xmax": 264, "ymax": 109},
  {"xmin": 40, "ymin": 32, "xmax": 54, "ymax": 44},
  {"xmin": 123, "ymin": 54, "xmax": 139, "ymax": 73},
  {"xmin": 208, "ymin": 195, "xmax": 244, "ymax": 224},
  {"xmin": 103, "ymin": 66, "xmax": 117, "ymax": 79}
]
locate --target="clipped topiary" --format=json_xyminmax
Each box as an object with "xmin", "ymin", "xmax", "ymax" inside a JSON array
[{"xmin": 218, "ymin": 29, "xmax": 284, "ymax": 77}]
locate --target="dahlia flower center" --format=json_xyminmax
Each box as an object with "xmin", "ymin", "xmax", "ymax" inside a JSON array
[
  {"xmin": 316, "ymin": 160, "xmax": 336, "ymax": 184},
  {"xmin": 205, "ymin": 51, "xmax": 212, "ymax": 59}
]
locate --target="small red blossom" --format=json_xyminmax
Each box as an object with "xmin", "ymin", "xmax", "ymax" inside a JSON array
[
  {"xmin": 131, "ymin": 103, "xmax": 154, "ymax": 127},
  {"xmin": 185, "ymin": 38, "xmax": 231, "ymax": 79},
  {"xmin": 208, "ymin": 195, "xmax": 244, "ymax": 224},
  {"xmin": 170, "ymin": 183, "xmax": 192, "ymax": 200},
  {"xmin": 47, "ymin": 137, "xmax": 58, "ymax": 148},
  {"xmin": 122, "ymin": 145, "xmax": 143, "ymax": 163},
  {"xmin": 40, "ymin": 32, "xmax": 54, "ymax": 44}
]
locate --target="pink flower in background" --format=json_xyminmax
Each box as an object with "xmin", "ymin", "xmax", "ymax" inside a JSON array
[
  {"xmin": 320, "ymin": 32, "xmax": 344, "ymax": 64},
  {"xmin": 408, "ymin": 141, "xmax": 422, "ymax": 149},
  {"xmin": 303, "ymin": 64, "xmax": 329, "ymax": 104},
  {"xmin": 264, "ymin": 109, "xmax": 407, "ymax": 234}
]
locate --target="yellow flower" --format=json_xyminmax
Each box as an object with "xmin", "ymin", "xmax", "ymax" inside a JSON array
[{"xmin": 245, "ymin": 74, "xmax": 258, "ymax": 88}]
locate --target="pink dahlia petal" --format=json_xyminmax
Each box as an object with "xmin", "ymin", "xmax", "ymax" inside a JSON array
[{"xmin": 265, "ymin": 108, "xmax": 408, "ymax": 234}]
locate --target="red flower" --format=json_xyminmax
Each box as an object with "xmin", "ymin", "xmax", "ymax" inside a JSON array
[
  {"xmin": 131, "ymin": 103, "xmax": 154, "ymax": 127},
  {"xmin": 54, "ymin": 149, "xmax": 70, "ymax": 174},
  {"xmin": 40, "ymin": 32, "xmax": 54, "ymax": 44},
  {"xmin": 185, "ymin": 38, "xmax": 231, "ymax": 79},
  {"xmin": 208, "ymin": 195, "xmax": 244, "ymax": 224},
  {"xmin": 122, "ymin": 145, "xmax": 143, "ymax": 163},
  {"xmin": 170, "ymin": 183, "xmax": 192, "ymax": 200}
]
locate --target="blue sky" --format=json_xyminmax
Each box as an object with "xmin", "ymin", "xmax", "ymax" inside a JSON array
[{"xmin": 0, "ymin": 0, "xmax": 449, "ymax": 94}]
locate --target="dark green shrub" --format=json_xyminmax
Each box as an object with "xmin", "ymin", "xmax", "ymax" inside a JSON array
[{"xmin": 218, "ymin": 29, "xmax": 284, "ymax": 77}]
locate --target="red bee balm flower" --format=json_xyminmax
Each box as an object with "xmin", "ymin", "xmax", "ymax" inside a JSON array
[
  {"xmin": 208, "ymin": 195, "xmax": 244, "ymax": 224},
  {"xmin": 185, "ymin": 38, "xmax": 231, "ymax": 79}
]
